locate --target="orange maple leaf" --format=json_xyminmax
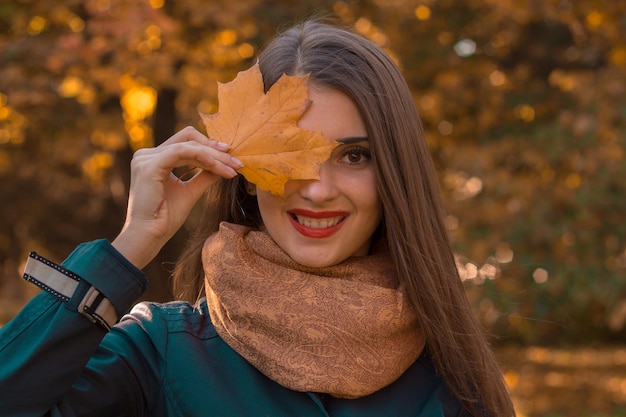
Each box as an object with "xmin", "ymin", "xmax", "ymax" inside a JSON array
[{"xmin": 200, "ymin": 63, "xmax": 337, "ymax": 197}]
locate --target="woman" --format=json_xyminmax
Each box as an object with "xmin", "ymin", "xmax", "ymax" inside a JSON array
[{"xmin": 0, "ymin": 20, "xmax": 515, "ymax": 416}]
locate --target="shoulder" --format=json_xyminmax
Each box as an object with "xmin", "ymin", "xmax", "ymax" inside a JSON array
[{"xmin": 117, "ymin": 298, "xmax": 217, "ymax": 341}]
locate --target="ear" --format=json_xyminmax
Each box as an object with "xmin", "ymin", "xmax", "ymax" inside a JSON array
[{"xmin": 245, "ymin": 180, "xmax": 257, "ymax": 196}]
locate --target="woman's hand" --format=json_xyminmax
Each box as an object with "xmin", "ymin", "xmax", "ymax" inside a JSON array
[{"xmin": 112, "ymin": 126, "xmax": 243, "ymax": 269}]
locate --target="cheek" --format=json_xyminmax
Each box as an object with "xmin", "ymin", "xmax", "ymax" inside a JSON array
[
  {"xmin": 367, "ymin": 199, "xmax": 384, "ymax": 228},
  {"xmin": 354, "ymin": 173, "xmax": 380, "ymax": 212},
  {"xmin": 341, "ymin": 172, "xmax": 382, "ymax": 229},
  {"xmin": 363, "ymin": 180, "xmax": 383, "ymax": 226},
  {"xmin": 256, "ymin": 191, "xmax": 285, "ymax": 223}
]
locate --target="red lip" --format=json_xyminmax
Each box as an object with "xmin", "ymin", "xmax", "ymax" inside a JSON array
[
  {"xmin": 288, "ymin": 209, "xmax": 347, "ymax": 218},
  {"xmin": 287, "ymin": 209, "xmax": 348, "ymax": 238}
]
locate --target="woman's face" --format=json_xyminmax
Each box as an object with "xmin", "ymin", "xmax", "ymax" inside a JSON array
[{"xmin": 256, "ymin": 87, "xmax": 383, "ymax": 267}]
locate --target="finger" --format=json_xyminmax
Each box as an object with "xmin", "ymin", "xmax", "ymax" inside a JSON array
[
  {"xmin": 133, "ymin": 140, "xmax": 243, "ymax": 178},
  {"xmin": 159, "ymin": 126, "xmax": 230, "ymax": 151},
  {"xmin": 180, "ymin": 169, "xmax": 220, "ymax": 201},
  {"xmin": 134, "ymin": 131, "xmax": 242, "ymax": 173}
]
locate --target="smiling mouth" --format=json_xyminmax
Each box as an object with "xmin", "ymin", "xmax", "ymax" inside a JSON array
[
  {"xmin": 287, "ymin": 210, "xmax": 348, "ymax": 238},
  {"xmin": 290, "ymin": 214, "xmax": 345, "ymax": 229}
]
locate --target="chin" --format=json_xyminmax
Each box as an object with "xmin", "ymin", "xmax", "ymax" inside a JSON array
[
  {"xmin": 288, "ymin": 252, "xmax": 342, "ymax": 268},
  {"xmin": 292, "ymin": 258, "xmax": 333, "ymax": 268}
]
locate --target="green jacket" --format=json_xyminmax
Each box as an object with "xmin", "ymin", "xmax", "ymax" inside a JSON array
[{"xmin": 0, "ymin": 240, "xmax": 472, "ymax": 417}]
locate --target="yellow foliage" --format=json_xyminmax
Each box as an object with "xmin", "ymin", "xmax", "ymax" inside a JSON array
[
  {"xmin": 121, "ymin": 82, "xmax": 155, "ymax": 118},
  {"xmin": 121, "ymin": 87, "xmax": 157, "ymax": 120},
  {"xmin": 217, "ymin": 29, "xmax": 238, "ymax": 46},
  {"xmin": 27, "ymin": 16, "xmax": 46, "ymax": 35},
  {"xmin": 565, "ymin": 173, "xmax": 581, "ymax": 189},
  {"xmin": 333, "ymin": 1, "xmax": 350, "ymax": 17},
  {"xmin": 125, "ymin": 122, "xmax": 153, "ymax": 151},
  {"xmin": 585, "ymin": 11, "xmax": 604, "ymax": 28},
  {"xmin": 414, "ymin": 5, "xmax": 431, "ymax": 21},
  {"xmin": 82, "ymin": 151, "xmax": 114, "ymax": 182},
  {"xmin": 609, "ymin": 46, "xmax": 626, "ymax": 67},
  {"xmin": 68, "ymin": 16, "xmax": 85, "ymax": 32},
  {"xmin": 237, "ymin": 43, "xmax": 255, "ymax": 59},
  {"xmin": 0, "ymin": 96, "xmax": 25, "ymax": 146},
  {"xmin": 514, "ymin": 104, "xmax": 535, "ymax": 122},
  {"xmin": 90, "ymin": 130, "xmax": 126, "ymax": 151},
  {"xmin": 504, "ymin": 370, "xmax": 519, "ymax": 389},
  {"xmin": 119, "ymin": 76, "xmax": 156, "ymax": 150}
]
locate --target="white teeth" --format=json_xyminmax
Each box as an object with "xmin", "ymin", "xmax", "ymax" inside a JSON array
[{"xmin": 296, "ymin": 215, "xmax": 343, "ymax": 228}]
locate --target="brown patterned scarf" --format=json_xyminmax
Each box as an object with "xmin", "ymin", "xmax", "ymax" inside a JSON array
[{"xmin": 202, "ymin": 222, "xmax": 425, "ymax": 398}]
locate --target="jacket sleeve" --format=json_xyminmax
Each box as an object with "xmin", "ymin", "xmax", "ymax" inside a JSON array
[{"xmin": 0, "ymin": 239, "xmax": 151, "ymax": 417}]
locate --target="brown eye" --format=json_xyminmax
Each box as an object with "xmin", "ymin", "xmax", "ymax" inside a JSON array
[
  {"xmin": 340, "ymin": 147, "xmax": 371, "ymax": 165},
  {"xmin": 347, "ymin": 152, "xmax": 363, "ymax": 163}
]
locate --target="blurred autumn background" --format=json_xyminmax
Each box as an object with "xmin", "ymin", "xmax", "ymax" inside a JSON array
[{"xmin": 0, "ymin": 0, "xmax": 625, "ymax": 415}]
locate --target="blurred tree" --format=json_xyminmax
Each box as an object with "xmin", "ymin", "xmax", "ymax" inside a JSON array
[
  {"xmin": 0, "ymin": 0, "xmax": 624, "ymax": 345},
  {"xmin": 372, "ymin": 0, "xmax": 626, "ymax": 344}
]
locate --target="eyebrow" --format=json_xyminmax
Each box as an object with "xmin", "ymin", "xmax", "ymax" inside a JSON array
[{"xmin": 336, "ymin": 136, "xmax": 369, "ymax": 144}]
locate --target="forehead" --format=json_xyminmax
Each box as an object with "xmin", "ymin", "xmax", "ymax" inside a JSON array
[{"xmin": 298, "ymin": 88, "xmax": 367, "ymax": 141}]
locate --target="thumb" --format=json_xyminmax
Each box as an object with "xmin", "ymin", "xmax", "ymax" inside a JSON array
[{"xmin": 184, "ymin": 169, "xmax": 222, "ymax": 202}]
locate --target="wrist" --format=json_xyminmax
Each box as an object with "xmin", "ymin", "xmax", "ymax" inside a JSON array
[{"xmin": 111, "ymin": 230, "xmax": 163, "ymax": 270}]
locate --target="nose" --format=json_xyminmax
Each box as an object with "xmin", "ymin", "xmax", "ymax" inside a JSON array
[{"xmin": 287, "ymin": 163, "xmax": 339, "ymax": 203}]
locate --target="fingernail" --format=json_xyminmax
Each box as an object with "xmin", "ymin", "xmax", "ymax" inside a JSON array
[
  {"xmin": 216, "ymin": 141, "xmax": 230, "ymax": 150},
  {"xmin": 231, "ymin": 157, "xmax": 244, "ymax": 169}
]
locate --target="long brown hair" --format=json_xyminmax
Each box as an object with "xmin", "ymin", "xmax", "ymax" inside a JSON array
[{"xmin": 173, "ymin": 19, "xmax": 515, "ymax": 417}]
